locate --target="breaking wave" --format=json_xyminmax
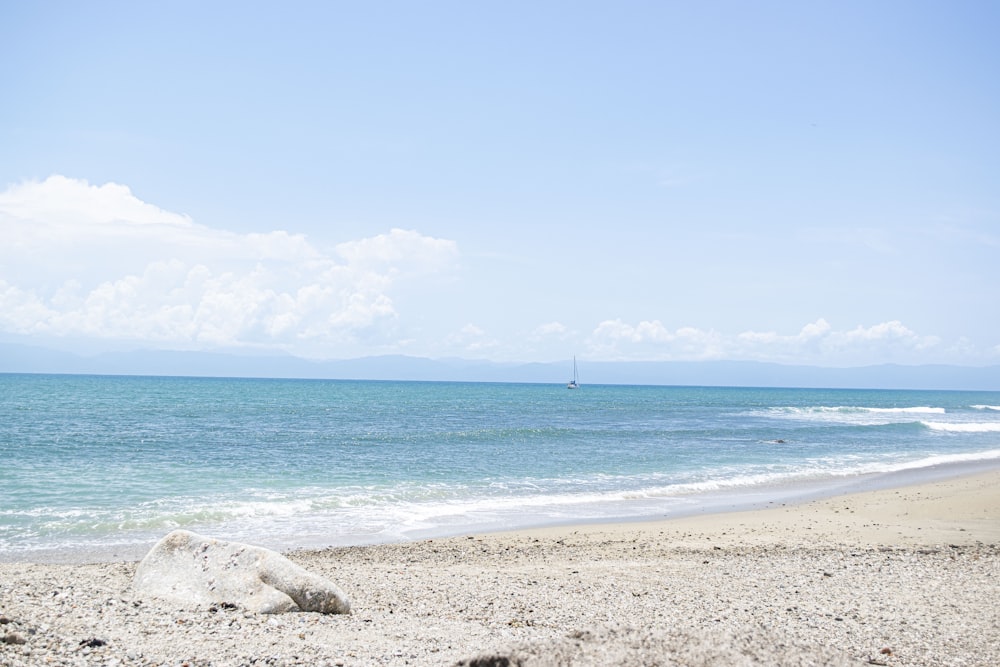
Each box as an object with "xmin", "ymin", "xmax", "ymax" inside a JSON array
[{"xmin": 922, "ymin": 421, "xmax": 1000, "ymax": 433}]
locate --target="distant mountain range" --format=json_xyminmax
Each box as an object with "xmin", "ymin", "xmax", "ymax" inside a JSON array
[{"xmin": 2, "ymin": 342, "xmax": 998, "ymax": 390}]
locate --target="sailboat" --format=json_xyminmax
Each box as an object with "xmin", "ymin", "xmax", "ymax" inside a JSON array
[{"xmin": 567, "ymin": 356, "xmax": 579, "ymax": 389}]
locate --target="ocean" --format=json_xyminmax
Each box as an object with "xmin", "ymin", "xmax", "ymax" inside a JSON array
[{"xmin": 2, "ymin": 373, "xmax": 999, "ymax": 563}]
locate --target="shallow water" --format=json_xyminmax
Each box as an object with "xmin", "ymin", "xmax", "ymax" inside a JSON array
[{"xmin": 2, "ymin": 374, "xmax": 999, "ymax": 561}]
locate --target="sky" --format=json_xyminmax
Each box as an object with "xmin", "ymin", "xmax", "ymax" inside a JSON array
[{"xmin": 1, "ymin": 1, "xmax": 998, "ymax": 367}]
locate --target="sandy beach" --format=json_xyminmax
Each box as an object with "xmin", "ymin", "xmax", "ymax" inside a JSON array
[{"xmin": 2, "ymin": 469, "xmax": 998, "ymax": 666}]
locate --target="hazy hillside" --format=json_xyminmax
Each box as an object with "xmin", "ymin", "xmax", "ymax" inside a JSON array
[{"xmin": 2, "ymin": 343, "xmax": 998, "ymax": 390}]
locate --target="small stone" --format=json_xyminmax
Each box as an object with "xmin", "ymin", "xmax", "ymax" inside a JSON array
[{"xmin": 2, "ymin": 632, "xmax": 27, "ymax": 645}]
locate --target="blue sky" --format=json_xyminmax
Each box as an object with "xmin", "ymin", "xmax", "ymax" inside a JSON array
[{"xmin": 1, "ymin": 1, "xmax": 998, "ymax": 366}]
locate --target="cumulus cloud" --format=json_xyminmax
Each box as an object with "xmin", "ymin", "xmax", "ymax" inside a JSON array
[
  {"xmin": 0, "ymin": 174, "xmax": 193, "ymax": 228},
  {"xmin": 532, "ymin": 321, "xmax": 569, "ymax": 338},
  {"xmin": 445, "ymin": 323, "xmax": 499, "ymax": 353},
  {"xmin": 587, "ymin": 317, "xmax": 944, "ymax": 365},
  {"xmin": 336, "ymin": 228, "xmax": 458, "ymax": 271},
  {"xmin": 0, "ymin": 176, "xmax": 458, "ymax": 353},
  {"xmin": 588, "ymin": 319, "xmax": 726, "ymax": 360}
]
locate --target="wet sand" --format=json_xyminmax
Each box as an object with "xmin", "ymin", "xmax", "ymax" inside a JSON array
[{"xmin": 1, "ymin": 469, "xmax": 998, "ymax": 666}]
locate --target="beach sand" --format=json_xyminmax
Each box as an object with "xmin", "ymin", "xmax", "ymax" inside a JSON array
[{"xmin": 2, "ymin": 470, "xmax": 998, "ymax": 666}]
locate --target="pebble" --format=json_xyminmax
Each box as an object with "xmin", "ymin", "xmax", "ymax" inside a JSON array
[{"xmin": 0, "ymin": 532, "xmax": 996, "ymax": 665}]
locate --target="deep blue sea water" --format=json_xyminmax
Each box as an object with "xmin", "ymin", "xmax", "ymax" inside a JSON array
[{"xmin": 2, "ymin": 374, "xmax": 999, "ymax": 562}]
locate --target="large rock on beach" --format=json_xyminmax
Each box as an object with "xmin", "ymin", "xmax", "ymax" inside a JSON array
[{"xmin": 133, "ymin": 529, "xmax": 350, "ymax": 614}]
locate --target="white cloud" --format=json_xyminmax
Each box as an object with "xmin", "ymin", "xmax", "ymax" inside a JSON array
[
  {"xmin": 587, "ymin": 319, "xmax": 726, "ymax": 360},
  {"xmin": 336, "ymin": 228, "xmax": 458, "ymax": 272},
  {"xmin": 840, "ymin": 320, "xmax": 924, "ymax": 343},
  {"xmin": 0, "ymin": 175, "xmax": 193, "ymax": 227},
  {"xmin": 532, "ymin": 321, "xmax": 568, "ymax": 338},
  {"xmin": 0, "ymin": 176, "xmax": 458, "ymax": 353},
  {"xmin": 445, "ymin": 323, "xmax": 499, "ymax": 353},
  {"xmin": 735, "ymin": 319, "xmax": 831, "ymax": 351},
  {"xmin": 586, "ymin": 317, "xmax": 947, "ymax": 365}
]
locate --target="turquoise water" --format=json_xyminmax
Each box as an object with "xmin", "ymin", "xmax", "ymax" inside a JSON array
[{"xmin": 2, "ymin": 374, "xmax": 999, "ymax": 561}]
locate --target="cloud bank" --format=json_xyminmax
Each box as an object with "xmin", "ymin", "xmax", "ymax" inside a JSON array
[
  {"xmin": 582, "ymin": 317, "xmax": 952, "ymax": 366},
  {"xmin": 1, "ymin": 176, "xmax": 991, "ymax": 366},
  {"xmin": 0, "ymin": 176, "xmax": 458, "ymax": 354}
]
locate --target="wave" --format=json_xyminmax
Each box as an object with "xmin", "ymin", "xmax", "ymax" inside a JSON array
[
  {"xmin": 628, "ymin": 449, "xmax": 1000, "ymax": 496},
  {"xmin": 885, "ymin": 449, "xmax": 1000, "ymax": 468},
  {"xmin": 922, "ymin": 421, "xmax": 1000, "ymax": 433},
  {"xmin": 772, "ymin": 406, "xmax": 945, "ymax": 416},
  {"xmin": 242, "ymin": 451, "xmax": 1000, "ymax": 539},
  {"xmin": 858, "ymin": 406, "xmax": 939, "ymax": 413},
  {"xmin": 765, "ymin": 405, "xmax": 946, "ymax": 426},
  {"xmin": 8, "ymin": 447, "xmax": 1000, "ymax": 560},
  {"xmin": 972, "ymin": 405, "xmax": 1000, "ymax": 412}
]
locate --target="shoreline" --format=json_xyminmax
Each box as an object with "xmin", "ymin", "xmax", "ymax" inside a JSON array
[
  {"xmin": 495, "ymin": 464, "xmax": 1000, "ymax": 549},
  {"xmin": 2, "ymin": 467, "xmax": 998, "ymax": 665},
  {"xmin": 464, "ymin": 457, "xmax": 1000, "ymax": 544},
  {"xmin": 4, "ymin": 457, "xmax": 1000, "ymax": 566}
]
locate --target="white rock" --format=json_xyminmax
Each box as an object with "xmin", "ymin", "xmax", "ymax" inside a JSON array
[{"xmin": 133, "ymin": 530, "xmax": 350, "ymax": 614}]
